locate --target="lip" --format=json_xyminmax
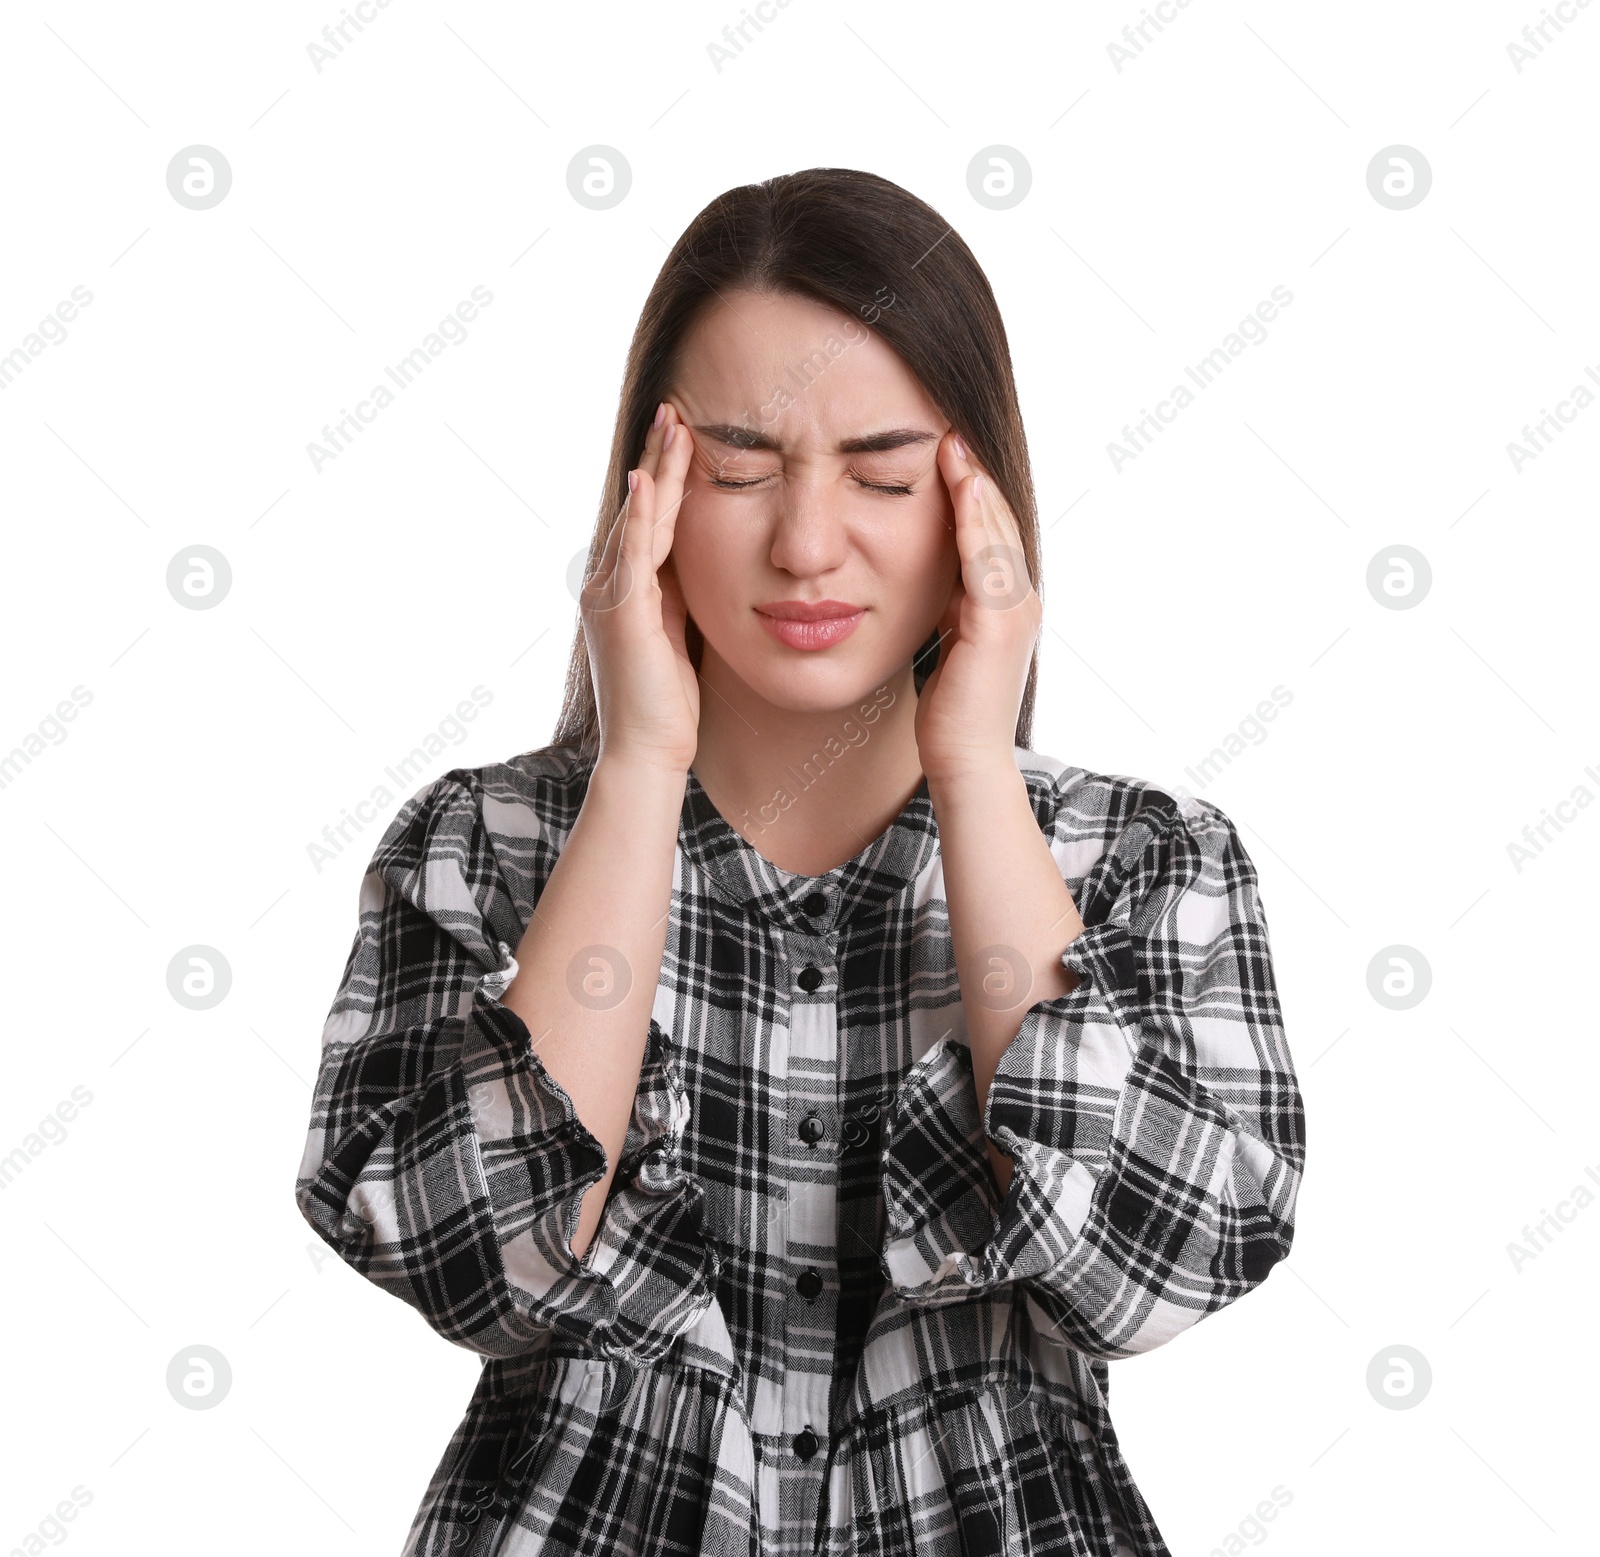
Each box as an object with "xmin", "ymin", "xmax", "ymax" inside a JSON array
[
  {"xmin": 755, "ymin": 599, "xmax": 865, "ymax": 621},
  {"xmin": 754, "ymin": 600, "xmax": 866, "ymax": 651}
]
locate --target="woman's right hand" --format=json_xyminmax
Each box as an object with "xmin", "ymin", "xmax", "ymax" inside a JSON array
[{"xmin": 581, "ymin": 401, "xmax": 700, "ymax": 776}]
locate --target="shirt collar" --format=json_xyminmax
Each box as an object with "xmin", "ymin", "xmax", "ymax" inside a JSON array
[{"xmin": 678, "ymin": 765, "xmax": 940, "ymax": 934}]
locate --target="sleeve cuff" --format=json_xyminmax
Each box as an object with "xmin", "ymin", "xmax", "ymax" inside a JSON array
[
  {"xmin": 879, "ymin": 921, "xmax": 1142, "ymax": 1302},
  {"xmin": 464, "ymin": 965, "xmax": 720, "ymax": 1362}
]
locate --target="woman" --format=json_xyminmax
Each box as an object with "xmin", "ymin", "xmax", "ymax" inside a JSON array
[{"xmin": 296, "ymin": 168, "xmax": 1306, "ymax": 1557}]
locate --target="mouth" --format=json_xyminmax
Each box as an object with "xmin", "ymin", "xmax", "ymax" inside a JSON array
[
  {"xmin": 755, "ymin": 599, "xmax": 864, "ymax": 621},
  {"xmin": 754, "ymin": 599, "xmax": 866, "ymax": 651}
]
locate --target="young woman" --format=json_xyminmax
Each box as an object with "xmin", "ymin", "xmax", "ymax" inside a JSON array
[{"xmin": 297, "ymin": 168, "xmax": 1306, "ymax": 1557}]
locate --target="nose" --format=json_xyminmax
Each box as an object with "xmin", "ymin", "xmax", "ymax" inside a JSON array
[{"xmin": 766, "ymin": 475, "xmax": 851, "ymax": 579}]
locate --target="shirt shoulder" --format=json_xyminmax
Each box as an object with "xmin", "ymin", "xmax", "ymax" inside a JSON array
[
  {"xmin": 1010, "ymin": 746, "xmax": 1245, "ymax": 911},
  {"xmin": 1012, "ymin": 744, "xmax": 1233, "ymax": 837},
  {"xmin": 357, "ymin": 743, "xmax": 599, "ymax": 922},
  {"xmin": 388, "ymin": 742, "xmax": 597, "ymax": 841}
]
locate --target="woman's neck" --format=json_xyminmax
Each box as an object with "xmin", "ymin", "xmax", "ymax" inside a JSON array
[{"xmin": 689, "ymin": 661, "xmax": 927, "ymax": 877}]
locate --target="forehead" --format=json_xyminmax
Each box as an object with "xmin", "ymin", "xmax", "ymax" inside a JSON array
[{"xmin": 670, "ymin": 288, "xmax": 940, "ymax": 441}]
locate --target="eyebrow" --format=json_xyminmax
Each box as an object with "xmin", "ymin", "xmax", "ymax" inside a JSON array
[{"xmin": 690, "ymin": 424, "xmax": 938, "ymax": 455}]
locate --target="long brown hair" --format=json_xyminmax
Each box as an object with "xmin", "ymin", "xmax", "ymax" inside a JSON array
[{"xmin": 550, "ymin": 166, "xmax": 1042, "ymax": 761}]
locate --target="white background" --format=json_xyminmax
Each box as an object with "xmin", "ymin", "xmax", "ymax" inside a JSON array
[{"xmin": 2, "ymin": 1, "xmax": 1596, "ymax": 1553}]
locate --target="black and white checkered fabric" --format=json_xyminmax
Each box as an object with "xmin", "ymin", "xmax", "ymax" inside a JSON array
[{"xmin": 296, "ymin": 743, "xmax": 1305, "ymax": 1556}]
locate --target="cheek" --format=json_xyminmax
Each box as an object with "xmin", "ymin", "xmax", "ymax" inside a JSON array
[
  {"xmin": 669, "ymin": 496, "xmax": 760, "ymax": 619},
  {"xmin": 889, "ymin": 518, "xmax": 958, "ymax": 593},
  {"xmin": 901, "ymin": 534, "xmax": 960, "ymax": 627}
]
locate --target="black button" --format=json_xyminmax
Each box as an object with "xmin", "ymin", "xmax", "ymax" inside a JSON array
[
  {"xmin": 796, "ymin": 1268, "xmax": 823, "ymax": 1300},
  {"xmin": 796, "ymin": 966, "xmax": 823, "ymax": 992},
  {"xmin": 793, "ymin": 1426, "xmax": 819, "ymax": 1460},
  {"xmin": 798, "ymin": 1113, "xmax": 826, "ymax": 1145},
  {"xmin": 802, "ymin": 891, "xmax": 828, "ymax": 917}
]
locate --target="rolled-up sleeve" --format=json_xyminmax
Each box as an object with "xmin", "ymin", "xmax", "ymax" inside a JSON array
[
  {"xmin": 878, "ymin": 787, "xmax": 1305, "ymax": 1360},
  {"xmin": 295, "ymin": 774, "xmax": 719, "ymax": 1363}
]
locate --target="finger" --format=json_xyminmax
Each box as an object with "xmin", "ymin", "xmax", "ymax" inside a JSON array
[
  {"xmin": 601, "ymin": 401, "xmax": 675, "ymax": 595},
  {"xmin": 656, "ymin": 409, "xmax": 694, "ymax": 518},
  {"xmin": 603, "ymin": 400, "xmax": 675, "ymax": 586},
  {"xmin": 658, "ymin": 550, "xmax": 691, "ymax": 659},
  {"xmin": 590, "ymin": 461, "xmax": 655, "ymax": 614},
  {"xmin": 936, "ymin": 570, "xmax": 965, "ymax": 642},
  {"xmin": 637, "ymin": 399, "xmax": 671, "ymax": 480},
  {"xmin": 939, "ymin": 433, "xmax": 1034, "ymax": 610},
  {"xmin": 618, "ymin": 464, "xmax": 659, "ymax": 607},
  {"xmin": 648, "ymin": 415, "xmax": 695, "ymax": 573},
  {"xmin": 937, "ymin": 428, "xmax": 975, "ymax": 496},
  {"xmin": 587, "ymin": 473, "xmax": 634, "ymax": 604},
  {"xmin": 938, "ymin": 433, "xmax": 996, "ymax": 543},
  {"xmin": 936, "ymin": 435, "xmax": 996, "ymax": 596}
]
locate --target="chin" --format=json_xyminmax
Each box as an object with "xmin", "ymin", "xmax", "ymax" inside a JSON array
[
  {"xmin": 738, "ymin": 647, "xmax": 908, "ymax": 714},
  {"xmin": 697, "ymin": 624, "xmax": 870, "ymax": 704}
]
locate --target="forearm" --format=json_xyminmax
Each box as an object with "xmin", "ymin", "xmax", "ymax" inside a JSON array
[
  {"xmin": 500, "ymin": 755, "xmax": 687, "ymax": 1259},
  {"xmin": 926, "ymin": 762, "xmax": 1085, "ymax": 1199}
]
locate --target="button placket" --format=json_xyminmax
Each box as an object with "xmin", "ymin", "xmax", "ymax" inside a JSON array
[
  {"xmin": 778, "ymin": 923, "xmax": 840, "ymax": 1462},
  {"xmin": 787, "ymin": 939, "xmax": 838, "ymax": 1156}
]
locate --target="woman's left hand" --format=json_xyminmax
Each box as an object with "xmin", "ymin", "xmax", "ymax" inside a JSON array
[{"xmin": 913, "ymin": 432, "xmax": 1043, "ymax": 785}]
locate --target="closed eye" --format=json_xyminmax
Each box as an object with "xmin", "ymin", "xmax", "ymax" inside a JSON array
[{"xmin": 707, "ymin": 474, "xmax": 916, "ymax": 496}]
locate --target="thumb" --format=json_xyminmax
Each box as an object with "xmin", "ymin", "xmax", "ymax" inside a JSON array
[
  {"xmin": 658, "ymin": 552, "xmax": 690, "ymax": 658},
  {"xmin": 932, "ymin": 572, "xmax": 965, "ymax": 653}
]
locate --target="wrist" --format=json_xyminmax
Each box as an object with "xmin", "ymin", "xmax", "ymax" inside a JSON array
[
  {"xmin": 923, "ymin": 756, "xmax": 1024, "ymax": 805},
  {"xmin": 586, "ymin": 752, "xmax": 691, "ymax": 837},
  {"xmin": 593, "ymin": 744, "xmax": 692, "ymax": 783}
]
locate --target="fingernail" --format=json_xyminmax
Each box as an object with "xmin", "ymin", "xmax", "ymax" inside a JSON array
[
  {"xmin": 971, "ymin": 473, "xmax": 984, "ymax": 501},
  {"xmin": 953, "ymin": 434, "xmax": 967, "ymax": 460},
  {"xmin": 664, "ymin": 423, "xmax": 677, "ymax": 450},
  {"xmin": 652, "ymin": 402, "xmax": 666, "ymax": 429},
  {"xmin": 628, "ymin": 469, "xmax": 639, "ymax": 493}
]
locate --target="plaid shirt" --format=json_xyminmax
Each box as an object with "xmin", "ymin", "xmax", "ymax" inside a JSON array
[{"xmin": 296, "ymin": 744, "xmax": 1305, "ymax": 1557}]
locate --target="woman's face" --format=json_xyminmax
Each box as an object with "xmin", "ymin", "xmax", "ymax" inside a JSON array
[{"xmin": 664, "ymin": 288, "xmax": 960, "ymax": 716}]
